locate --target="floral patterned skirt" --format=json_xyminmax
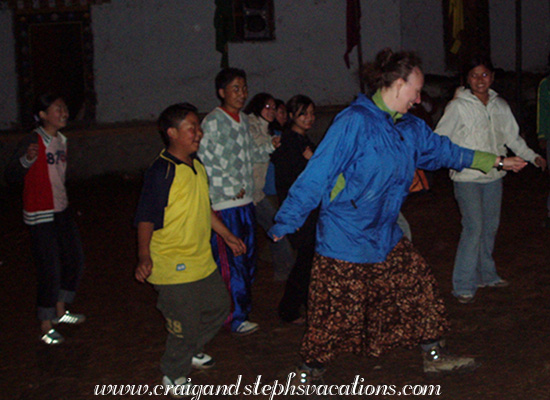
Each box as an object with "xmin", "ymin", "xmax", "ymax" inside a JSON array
[{"xmin": 300, "ymin": 238, "xmax": 449, "ymax": 364}]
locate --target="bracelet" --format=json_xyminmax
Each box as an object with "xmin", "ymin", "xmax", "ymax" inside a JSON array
[{"xmin": 496, "ymin": 156, "xmax": 504, "ymax": 171}]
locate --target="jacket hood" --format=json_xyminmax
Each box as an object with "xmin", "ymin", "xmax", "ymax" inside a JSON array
[{"xmin": 455, "ymin": 86, "xmax": 498, "ymax": 104}]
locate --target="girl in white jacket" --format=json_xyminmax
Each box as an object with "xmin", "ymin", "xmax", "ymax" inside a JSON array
[{"xmin": 436, "ymin": 56, "xmax": 546, "ymax": 304}]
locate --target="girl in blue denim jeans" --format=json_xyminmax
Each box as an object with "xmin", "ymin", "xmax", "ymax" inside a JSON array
[
  {"xmin": 436, "ymin": 56, "xmax": 546, "ymax": 304},
  {"xmin": 5, "ymin": 93, "xmax": 86, "ymax": 345}
]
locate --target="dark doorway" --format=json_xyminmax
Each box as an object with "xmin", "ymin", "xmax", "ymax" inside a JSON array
[
  {"xmin": 30, "ymin": 22, "xmax": 85, "ymax": 120},
  {"xmin": 443, "ymin": 0, "xmax": 490, "ymax": 73},
  {"xmin": 14, "ymin": 10, "xmax": 95, "ymax": 127}
]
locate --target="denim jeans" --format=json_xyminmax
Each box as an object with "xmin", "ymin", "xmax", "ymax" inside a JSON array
[
  {"xmin": 29, "ymin": 208, "xmax": 84, "ymax": 321},
  {"xmin": 453, "ymin": 179, "xmax": 503, "ymax": 296},
  {"xmin": 255, "ymin": 197, "xmax": 295, "ymax": 281}
]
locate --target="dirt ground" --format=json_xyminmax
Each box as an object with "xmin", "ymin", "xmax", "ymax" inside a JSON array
[{"xmin": 1, "ymin": 165, "xmax": 549, "ymax": 400}]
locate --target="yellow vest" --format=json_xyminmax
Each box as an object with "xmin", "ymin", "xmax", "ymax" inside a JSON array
[{"xmin": 148, "ymin": 156, "xmax": 217, "ymax": 285}]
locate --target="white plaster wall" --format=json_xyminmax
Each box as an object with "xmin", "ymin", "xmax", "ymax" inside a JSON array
[
  {"xmin": 360, "ymin": 0, "xmax": 402, "ymax": 66},
  {"xmin": 228, "ymin": 1, "xmax": 354, "ymax": 107},
  {"xmin": 92, "ymin": 0, "xmax": 400, "ymax": 123},
  {"xmin": 521, "ymin": 0, "xmax": 550, "ymax": 71},
  {"xmin": 0, "ymin": 9, "xmax": 18, "ymax": 130},
  {"xmin": 228, "ymin": 0, "xmax": 400, "ymax": 107},
  {"xmin": 92, "ymin": 1, "xmax": 220, "ymax": 122},
  {"xmin": 2, "ymin": 0, "xmax": 549, "ymax": 127},
  {"xmin": 400, "ymin": 0, "xmax": 446, "ymax": 75},
  {"xmin": 490, "ymin": 0, "xmax": 550, "ymax": 71}
]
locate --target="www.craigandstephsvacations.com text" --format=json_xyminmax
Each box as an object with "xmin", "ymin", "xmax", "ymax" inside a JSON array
[{"xmin": 94, "ymin": 374, "xmax": 442, "ymax": 398}]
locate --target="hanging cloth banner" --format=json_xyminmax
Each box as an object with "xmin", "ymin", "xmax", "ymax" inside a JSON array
[
  {"xmin": 214, "ymin": 0, "xmax": 234, "ymax": 68},
  {"xmin": 344, "ymin": 0, "xmax": 361, "ymax": 69},
  {"xmin": 448, "ymin": 0, "xmax": 464, "ymax": 54}
]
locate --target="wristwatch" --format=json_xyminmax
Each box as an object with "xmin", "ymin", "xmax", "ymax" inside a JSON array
[{"xmin": 496, "ymin": 156, "xmax": 505, "ymax": 171}]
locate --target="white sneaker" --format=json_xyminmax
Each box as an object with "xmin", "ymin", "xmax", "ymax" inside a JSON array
[
  {"xmin": 53, "ymin": 311, "xmax": 86, "ymax": 325},
  {"xmin": 233, "ymin": 320, "xmax": 259, "ymax": 335},
  {"xmin": 162, "ymin": 376, "xmax": 192, "ymax": 399},
  {"xmin": 191, "ymin": 353, "xmax": 215, "ymax": 369},
  {"xmin": 41, "ymin": 329, "xmax": 65, "ymax": 345},
  {"xmin": 423, "ymin": 345, "xmax": 478, "ymax": 374},
  {"xmin": 292, "ymin": 364, "xmax": 326, "ymax": 385},
  {"xmin": 456, "ymin": 294, "xmax": 475, "ymax": 304}
]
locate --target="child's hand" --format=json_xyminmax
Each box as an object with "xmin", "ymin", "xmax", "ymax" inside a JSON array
[
  {"xmin": 535, "ymin": 156, "xmax": 547, "ymax": 171},
  {"xmin": 26, "ymin": 143, "xmax": 39, "ymax": 161},
  {"xmin": 235, "ymin": 188, "xmax": 246, "ymax": 199},
  {"xmin": 302, "ymin": 146, "xmax": 313, "ymax": 160},
  {"xmin": 224, "ymin": 234, "xmax": 246, "ymax": 256},
  {"xmin": 135, "ymin": 256, "xmax": 153, "ymax": 282}
]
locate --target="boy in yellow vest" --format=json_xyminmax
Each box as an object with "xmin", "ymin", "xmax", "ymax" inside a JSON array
[{"xmin": 135, "ymin": 103, "xmax": 245, "ymax": 398}]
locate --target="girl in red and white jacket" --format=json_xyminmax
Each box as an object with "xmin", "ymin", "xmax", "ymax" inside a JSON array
[{"xmin": 5, "ymin": 94, "xmax": 85, "ymax": 345}]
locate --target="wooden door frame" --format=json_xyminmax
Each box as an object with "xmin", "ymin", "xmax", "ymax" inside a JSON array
[{"xmin": 13, "ymin": 9, "xmax": 96, "ymax": 127}]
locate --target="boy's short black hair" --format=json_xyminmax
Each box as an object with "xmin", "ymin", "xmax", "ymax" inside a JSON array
[
  {"xmin": 215, "ymin": 68, "xmax": 247, "ymax": 101},
  {"xmin": 158, "ymin": 102, "xmax": 198, "ymax": 147}
]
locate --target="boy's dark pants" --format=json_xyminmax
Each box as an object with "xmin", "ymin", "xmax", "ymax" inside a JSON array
[
  {"xmin": 155, "ymin": 271, "xmax": 229, "ymax": 380},
  {"xmin": 29, "ymin": 208, "xmax": 84, "ymax": 321}
]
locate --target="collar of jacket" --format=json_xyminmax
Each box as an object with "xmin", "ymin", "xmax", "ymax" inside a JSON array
[
  {"xmin": 456, "ymin": 86, "xmax": 499, "ymax": 104},
  {"xmin": 372, "ymin": 89, "xmax": 403, "ymax": 123},
  {"xmin": 35, "ymin": 126, "xmax": 67, "ymax": 146}
]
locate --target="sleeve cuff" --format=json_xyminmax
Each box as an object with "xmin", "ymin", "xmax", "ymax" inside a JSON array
[
  {"xmin": 20, "ymin": 154, "xmax": 36, "ymax": 168},
  {"xmin": 268, "ymin": 223, "xmax": 293, "ymax": 240},
  {"xmin": 471, "ymin": 151, "xmax": 497, "ymax": 174}
]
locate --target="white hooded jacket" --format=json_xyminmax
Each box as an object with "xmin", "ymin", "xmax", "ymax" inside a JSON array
[{"xmin": 435, "ymin": 87, "xmax": 539, "ymax": 182}]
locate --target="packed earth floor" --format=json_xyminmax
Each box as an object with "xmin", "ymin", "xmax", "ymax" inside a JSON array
[{"xmin": 1, "ymin": 166, "xmax": 550, "ymax": 400}]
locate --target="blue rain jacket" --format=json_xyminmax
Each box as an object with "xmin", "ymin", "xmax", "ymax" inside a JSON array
[{"xmin": 268, "ymin": 94, "xmax": 474, "ymax": 263}]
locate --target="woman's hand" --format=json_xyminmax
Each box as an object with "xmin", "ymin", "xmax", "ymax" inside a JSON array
[
  {"xmin": 302, "ymin": 146, "xmax": 313, "ymax": 160},
  {"xmin": 501, "ymin": 156, "xmax": 527, "ymax": 172},
  {"xmin": 271, "ymin": 234, "xmax": 285, "ymax": 242},
  {"xmin": 235, "ymin": 188, "xmax": 246, "ymax": 199},
  {"xmin": 272, "ymin": 136, "xmax": 281, "ymax": 148},
  {"xmin": 535, "ymin": 156, "xmax": 547, "ymax": 171}
]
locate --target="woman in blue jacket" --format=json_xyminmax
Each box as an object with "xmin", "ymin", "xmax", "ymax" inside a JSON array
[{"xmin": 269, "ymin": 49, "xmax": 526, "ymax": 380}]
